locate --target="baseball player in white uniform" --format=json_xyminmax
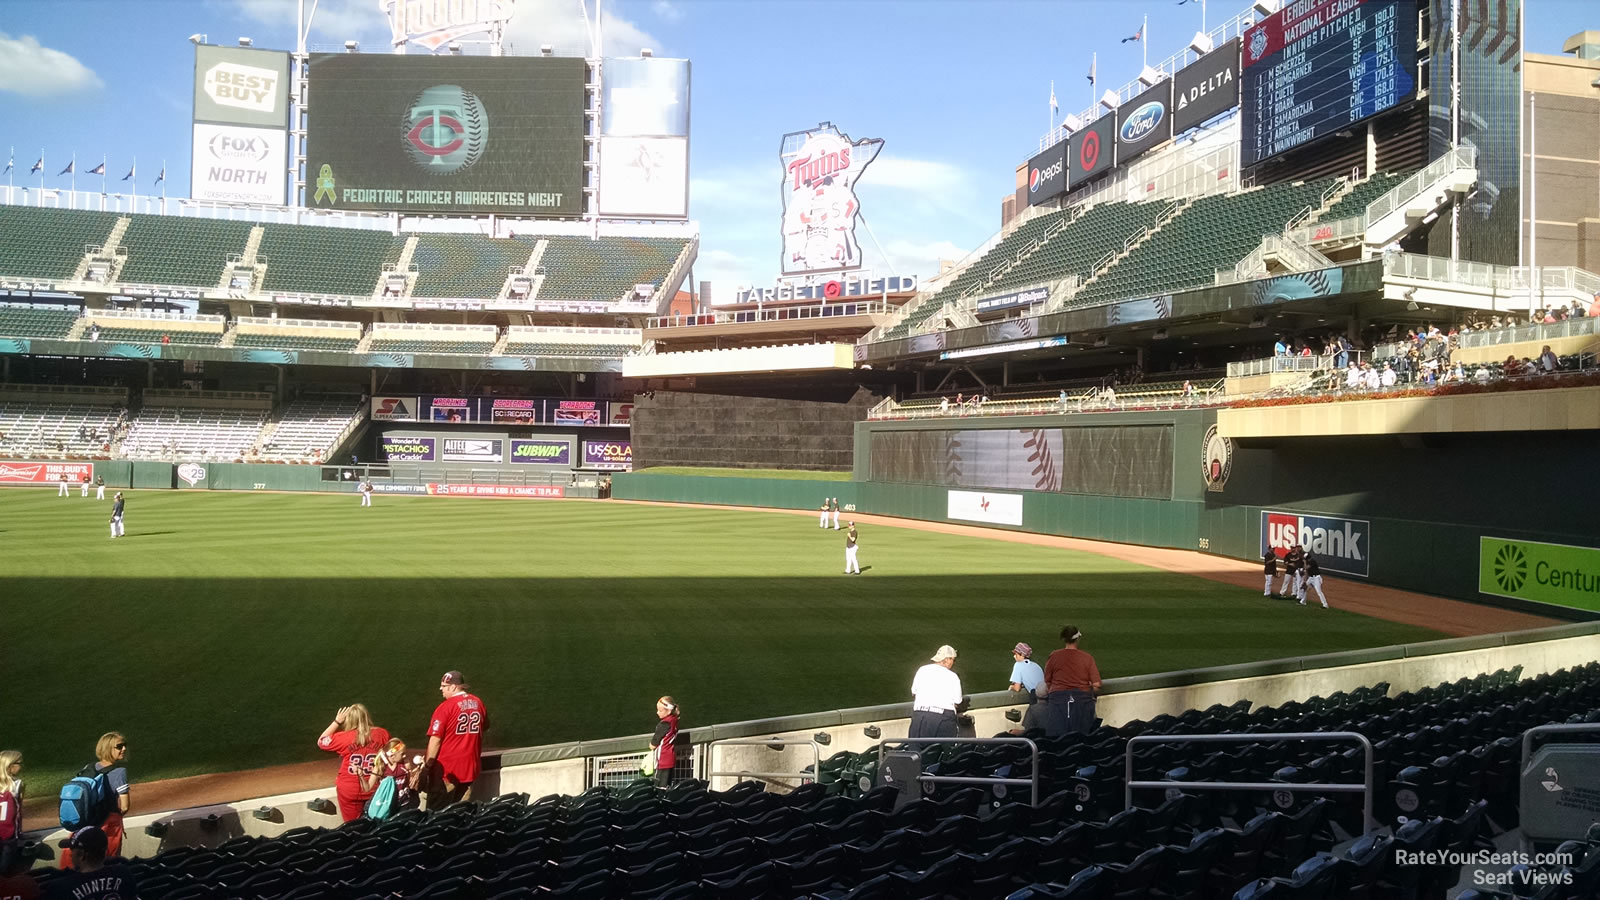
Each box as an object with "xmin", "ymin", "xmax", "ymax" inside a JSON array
[
  {"xmin": 844, "ymin": 522, "xmax": 861, "ymax": 575},
  {"xmin": 95, "ymin": 476, "xmax": 106, "ymax": 500},
  {"xmin": 80, "ymin": 474, "xmax": 90, "ymax": 497},
  {"xmin": 58, "ymin": 475, "xmax": 70, "ymax": 497},
  {"xmin": 819, "ymin": 498, "xmax": 830, "ymax": 528},
  {"xmin": 361, "ymin": 479, "xmax": 374, "ymax": 507},
  {"xmin": 831, "ymin": 498, "xmax": 841, "ymax": 530}
]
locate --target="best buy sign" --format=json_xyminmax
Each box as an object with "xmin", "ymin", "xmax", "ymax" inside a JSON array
[{"xmin": 1479, "ymin": 537, "xmax": 1600, "ymax": 612}]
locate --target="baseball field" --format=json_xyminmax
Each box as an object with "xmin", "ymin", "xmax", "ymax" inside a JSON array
[{"xmin": 1, "ymin": 488, "xmax": 1446, "ymax": 795}]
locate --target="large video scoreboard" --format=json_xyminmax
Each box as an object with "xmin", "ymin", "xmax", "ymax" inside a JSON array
[{"xmin": 1240, "ymin": 0, "xmax": 1418, "ymax": 166}]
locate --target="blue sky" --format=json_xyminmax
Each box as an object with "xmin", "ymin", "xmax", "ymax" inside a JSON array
[{"xmin": 0, "ymin": 0, "xmax": 1594, "ymax": 297}]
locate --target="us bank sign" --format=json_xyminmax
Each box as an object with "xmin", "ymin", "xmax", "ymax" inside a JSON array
[{"xmin": 380, "ymin": 0, "xmax": 514, "ymax": 52}]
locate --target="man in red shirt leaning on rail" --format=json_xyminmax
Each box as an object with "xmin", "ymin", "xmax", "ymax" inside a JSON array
[{"xmin": 419, "ymin": 671, "xmax": 489, "ymax": 810}]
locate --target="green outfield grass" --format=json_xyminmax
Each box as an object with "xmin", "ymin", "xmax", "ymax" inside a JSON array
[
  {"xmin": 631, "ymin": 466, "xmax": 852, "ymax": 480},
  {"xmin": 0, "ymin": 489, "xmax": 1443, "ymax": 795}
]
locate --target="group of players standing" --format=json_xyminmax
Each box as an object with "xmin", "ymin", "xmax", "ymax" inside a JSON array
[
  {"xmin": 819, "ymin": 498, "xmax": 863, "ymax": 575},
  {"xmin": 1263, "ymin": 544, "xmax": 1330, "ymax": 608},
  {"xmin": 56, "ymin": 474, "xmax": 126, "ymax": 538}
]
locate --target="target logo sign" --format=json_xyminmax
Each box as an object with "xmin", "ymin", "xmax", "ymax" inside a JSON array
[{"xmin": 1080, "ymin": 132, "xmax": 1101, "ymax": 171}]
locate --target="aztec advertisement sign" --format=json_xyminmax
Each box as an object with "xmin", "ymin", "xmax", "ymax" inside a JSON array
[
  {"xmin": 1068, "ymin": 112, "xmax": 1116, "ymax": 186},
  {"xmin": 598, "ymin": 57, "xmax": 690, "ymax": 218},
  {"xmin": 306, "ymin": 54, "xmax": 584, "ymax": 215},
  {"xmin": 0, "ymin": 461, "xmax": 93, "ymax": 484},
  {"xmin": 947, "ymin": 490, "xmax": 1023, "ymax": 527},
  {"xmin": 1240, "ymin": 0, "xmax": 1418, "ymax": 165},
  {"xmin": 1260, "ymin": 510, "xmax": 1371, "ymax": 578},
  {"xmin": 440, "ymin": 438, "xmax": 504, "ymax": 464},
  {"xmin": 1172, "ymin": 37, "xmax": 1241, "ymax": 135},
  {"xmin": 191, "ymin": 123, "xmax": 287, "ymax": 205},
  {"xmin": 379, "ymin": 435, "xmax": 437, "ymax": 462},
  {"xmin": 193, "ymin": 45, "xmax": 290, "ymax": 128},
  {"xmin": 1479, "ymin": 537, "xmax": 1600, "ymax": 612},
  {"xmin": 779, "ymin": 124, "xmax": 884, "ymax": 276},
  {"xmin": 508, "ymin": 439, "xmax": 573, "ymax": 466},
  {"xmin": 583, "ymin": 440, "xmax": 632, "ymax": 470},
  {"xmin": 1024, "ymin": 141, "xmax": 1069, "ymax": 207},
  {"xmin": 1115, "ymin": 79, "xmax": 1173, "ymax": 167},
  {"xmin": 426, "ymin": 483, "xmax": 565, "ymax": 498}
]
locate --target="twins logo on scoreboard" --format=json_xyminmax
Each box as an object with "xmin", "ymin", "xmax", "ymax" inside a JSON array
[
  {"xmin": 403, "ymin": 84, "xmax": 489, "ymax": 176},
  {"xmin": 1260, "ymin": 511, "xmax": 1371, "ymax": 578}
]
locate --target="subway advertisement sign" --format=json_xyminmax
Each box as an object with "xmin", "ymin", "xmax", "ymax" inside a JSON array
[
  {"xmin": 1260, "ymin": 510, "xmax": 1370, "ymax": 578},
  {"xmin": 1479, "ymin": 537, "xmax": 1600, "ymax": 612},
  {"xmin": 306, "ymin": 54, "xmax": 584, "ymax": 216}
]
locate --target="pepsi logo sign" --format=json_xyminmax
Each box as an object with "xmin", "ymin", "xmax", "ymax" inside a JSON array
[
  {"xmin": 1029, "ymin": 168, "xmax": 1041, "ymax": 191},
  {"xmin": 1029, "ymin": 157, "xmax": 1064, "ymax": 194},
  {"xmin": 1120, "ymin": 101, "xmax": 1166, "ymax": 144}
]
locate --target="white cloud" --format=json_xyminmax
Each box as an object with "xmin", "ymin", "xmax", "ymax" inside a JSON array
[
  {"xmin": 503, "ymin": 0, "xmax": 661, "ymax": 57},
  {"xmin": 866, "ymin": 156, "xmax": 972, "ymax": 195},
  {"xmin": 651, "ymin": 0, "xmax": 684, "ymax": 23},
  {"xmin": 0, "ymin": 32, "xmax": 103, "ymax": 97},
  {"xmin": 234, "ymin": 0, "xmax": 386, "ymax": 42}
]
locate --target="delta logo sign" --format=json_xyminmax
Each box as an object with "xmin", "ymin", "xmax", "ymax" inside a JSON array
[
  {"xmin": 1260, "ymin": 511, "xmax": 1371, "ymax": 578},
  {"xmin": 1119, "ymin": 100, "xmax": 1165, "ymax": 145}
]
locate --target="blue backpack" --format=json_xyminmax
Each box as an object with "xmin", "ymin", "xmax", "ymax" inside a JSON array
[
  {"xmin": 365, "ymin": 776, "xmax": 398, "ymax": 820},
  {"xmin": 59, "ymin": 762, "xmax": 117, "ymax": 830}
]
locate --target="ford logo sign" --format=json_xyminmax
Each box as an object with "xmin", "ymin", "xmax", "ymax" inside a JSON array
[{"xmin": 1120, "ymin": 101, "xmax": 1165, "ymax": 143}]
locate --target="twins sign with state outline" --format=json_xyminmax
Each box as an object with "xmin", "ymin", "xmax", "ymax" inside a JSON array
[{"xmin": 779, "ymin": 125, "xmax": 884, "ymax": 276}]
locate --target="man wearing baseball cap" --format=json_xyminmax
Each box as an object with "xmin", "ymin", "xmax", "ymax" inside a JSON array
[
  {"xmin": 909, "ymin": 645, "xmax": 962, "ymax": 739},
  {"xmin": 45, "ymin": 826, "xmax": 138, "ymax": 900},
  {"xmin": 420, "ymin": 671, "xmax": 489, "ymax": 810}
]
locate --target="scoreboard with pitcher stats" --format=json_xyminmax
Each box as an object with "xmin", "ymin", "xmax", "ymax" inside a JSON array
[{"xmin": 1240, "ymin": 0, "xmax": 1418, "ymax": 166}]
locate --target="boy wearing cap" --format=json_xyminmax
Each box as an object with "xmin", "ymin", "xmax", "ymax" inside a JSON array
[
  {"xmin": 1008, "ymin": 643, "xmax": 1046, "ymax": 733},
  {"xmin": 909, "ymin": 646, "xmax": 962, "ymax": 738},
  {"xmin": 44, "ymin": 827, "xmax": 138, "ymax": 900},
  {"xmin": 421, "ymin": 671, "xmax": 489, "ymax": 810}
]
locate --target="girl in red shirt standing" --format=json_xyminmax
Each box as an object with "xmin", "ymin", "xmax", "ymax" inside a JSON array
[
  {"xmin": 650, "ymin": 698, "xmax": 681, "ymax": 787},
  {"xmin": 317, "ymin": 704, "xmax": 390, "ymax": 821}
]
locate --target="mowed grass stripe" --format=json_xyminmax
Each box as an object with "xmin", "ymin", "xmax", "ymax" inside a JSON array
[{"xmin": 0, "ymin": 489, "xmax": 1442, "ymax": 793}]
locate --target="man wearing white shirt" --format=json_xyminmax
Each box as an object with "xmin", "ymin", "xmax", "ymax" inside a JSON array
[
  {"xmin": 909, "ymin": 645, "xmax": 962, "ymax": 738},
  {"xmin": 1380, "ymin": 363, "xmax": 1396, "ymax": 388},
  {"xmin": 1344, "ymin": 364, "xmax": 1361, "ymax": 390}
]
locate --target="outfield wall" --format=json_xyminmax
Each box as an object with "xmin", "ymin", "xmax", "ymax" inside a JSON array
[
  {"xmin": 616, "ymin": 410, "xmax": 1600, "ymax": 618},
  {"xmin": 28, "ymin": 622, "xmax": 1600, "ymax": 860},
  {"xmin": 1, "ymin": 460, "xmax": 605, "ymax": 498}
]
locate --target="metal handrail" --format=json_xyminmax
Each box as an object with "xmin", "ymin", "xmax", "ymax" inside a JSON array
[
  {"xmin": 877, "ymin": 736, "xmax": 1041, "ymax": 807},
  {"xmin": 1520, "ymin": 723, "xmax": 1600, "ymax": 769},
  {"xmin": 1125, "ymin": 731, "xmax": 1376, "ymax": 833},
  {"xmin": 707, "ymin": 738, "xmax": 823, "ymax": 787}
]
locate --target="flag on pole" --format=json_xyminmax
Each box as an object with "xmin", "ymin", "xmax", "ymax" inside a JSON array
[
  {"xmin": 154, "ymin": 165, "xmax": 165, "ymax": 185},
  {"xmin": 1177, "ymin": 0, "xmax": 1199, "ymax": 5},
  {"xmin": 1087, "ymin": 55, "xmax": 1096, "ymax": 84},
  {"xmin": 3, "ymin": 150, "xmax": 11, "ymax": 175},
  {"xmin": 1121, "ymin": 25, "xmax": 1143, "ymax": 43},
  {"xmin": 1050, "ymin": 82, "xmax": 1059, "ymax": 116},
  {"xmin": 30, "ymin": 158, "xmax": 42, "ymax": 175},
  {"xmin": 59, "ymin": 160, "xmax": 74, "ymax": 176},
  {"xmin": 88, "ymin": 162, "xmax": 106, "ymax": 176},
  {"xmin": 123, "ymin": 163, "xmax": 136, "ymax": 181}
]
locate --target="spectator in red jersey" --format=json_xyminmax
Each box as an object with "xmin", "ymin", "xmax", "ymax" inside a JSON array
[
  {"xmin": 1043, "ymin": 626, "xmax": 1102, "ymax": 737},
  {"xmin": 420, "ymin": 671, "xmax": 489, "ymax": 809},
  {"xmin": 316, "ymin": 704, "xmax": 390, "ymax": 822},
  {"xmin": 0, "ymin": 841, "xmax": 40, "ymax": 900},
  {"xmin": 57, "ymin": 734, "xmax": 129, "ymax": 870},
  {"xmin": 649, "ymin": 697, "xmax": 681, "ymax": 787},
  {"xmin": 0, "ymin": 751, "xmax": 21, "ymax": 843}
]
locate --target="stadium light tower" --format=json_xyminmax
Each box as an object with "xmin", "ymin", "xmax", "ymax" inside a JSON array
[{"xmin": 1252, "ymin": 0, "xmax": 1282, "ymax": 18}]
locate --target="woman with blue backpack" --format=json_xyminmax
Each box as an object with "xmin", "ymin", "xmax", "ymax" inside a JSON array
[{"xmin": 57, "ymin": 733, "xmax": 129, "ymax": 869}]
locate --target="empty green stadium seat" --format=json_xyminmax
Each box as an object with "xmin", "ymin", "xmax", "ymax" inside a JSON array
[
  {"xmin": 257, "ymin": 226, "xmax": 404, "ymax": 296},
  {"xmin": 94, "ymin": 327, "xmax": 220, "ymax": 346},
  {"xmin": 537, "ymin": 237, "xmax": 689, "ymax": 301},
  {"xmin": 0, "ymin": 303, "xmax": 81, "ymax": 338},
  {"xmin": 368, "ymin": 337, "xmax": 496, "ymax": 354},
  {"xmin": 119, "ymin": 216, "xmax": 254, "ymax": 288},
  {"xmin": 410, "ymin": 234, "xmax": 536, "ymax": 299},
  {"xmin": 233, "ymin": 332, "xmax": 361, "ymax": 352},
  {"xmin": 1320, "ymin": 172, "xmax": 1411, "ymax": 221},
  {"xmin": 0, "ymin": 207, "xmax": 120, "ymax": 280}
]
